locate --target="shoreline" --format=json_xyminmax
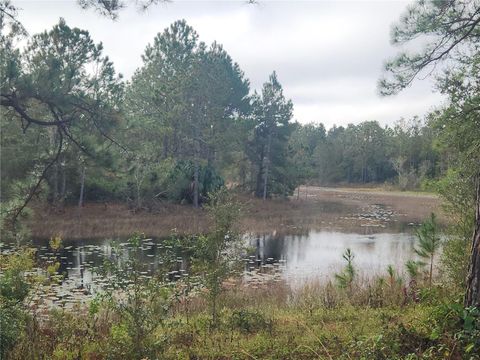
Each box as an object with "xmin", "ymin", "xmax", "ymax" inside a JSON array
[{"xmin": 26, "ymin": 186, "xmax": 444, "ymax": 240}]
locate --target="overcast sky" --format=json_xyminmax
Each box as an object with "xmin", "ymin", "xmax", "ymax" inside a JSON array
[{"xmin": 16, "ymin": 0, "xmax": 446, "ymax": 129}]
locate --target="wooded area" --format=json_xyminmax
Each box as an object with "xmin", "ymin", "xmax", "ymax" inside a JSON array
[
  {"xmin": 1, "ymin": 0, "xmax": 479, "ymax": 305},
  {"xmin": 1, "ymin": 0, "xmax": 480, "ymax": 358},
  {"xmin": 1, "ymin": 18, "xmax": 450, "ymax": 215}
]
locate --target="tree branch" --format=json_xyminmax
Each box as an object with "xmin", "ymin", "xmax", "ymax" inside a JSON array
[
  {"xmin": 9, "ymin": 130, "xmax": 64, "ymax": 231},
  {"xmin": 1, "ymin": 95, "xmax": 69, "ymax": 126}
]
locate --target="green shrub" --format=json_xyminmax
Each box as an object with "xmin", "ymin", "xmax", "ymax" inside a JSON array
[
  {"xmin": 229, "ymin": 309, "xmax": 272, "ymax": 334},
  {"xmin": 97, "ymin": 234, "xmax": 177, "ymax": 359},
  {"xmin": 0, "ymin": 248, "xmax": 35, "ymax": 358},
  {"xmin": 163, "ymin": 160, "xmax": 224, "ymax": 204},
  {"xmin": 440, "ymin": 237, "xmax": 470, "ymax": 291}
]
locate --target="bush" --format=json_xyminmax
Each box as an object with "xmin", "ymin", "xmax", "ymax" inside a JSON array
[
  {"xmin": 440, "ymin": 237, "xmax": 470, "ymax": 291},
  {"xmin": 163, "ymin": 160, "xmax": 224, "ymax": 204},
  {"xmin": 96, "ymin": 234, "xmax": 178, "ymax": 359},
  {"xmin": 0, "ymin": 248, "xmax": 35, "ymax": 358},
  {"xmin": 229, "ymin": 309, "xmax": 272, "ymax": 334}
]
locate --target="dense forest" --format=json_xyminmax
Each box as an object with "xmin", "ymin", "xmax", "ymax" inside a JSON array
[
  {"xmin": 1, "ymin": 0, "xmax": 480, "ymax": 359},
  {"xmin": 1, "ymin": 17, "xmax": 451, "ymax": 222}
]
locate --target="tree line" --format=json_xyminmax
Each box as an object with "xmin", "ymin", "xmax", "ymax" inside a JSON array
[
  {"xmin": 0, "ymin": 0, "xmax": 479, "ymax": 326},
  {"xmin": 1, "ymin": 16, "xmax": 450, "ymax": 223}
]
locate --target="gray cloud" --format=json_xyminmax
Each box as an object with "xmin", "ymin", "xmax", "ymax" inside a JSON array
[{"xmin": 16, "ymin": 0, "xmax": 445, "ymax": 128}]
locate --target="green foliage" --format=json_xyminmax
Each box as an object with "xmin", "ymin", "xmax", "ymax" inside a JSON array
[
  {"xmin": 310, "ymin": 118, "xmax": 440, "ymax": 187},
  {"xmin": 441, "ymin": 236, "xmax": 470, "ymax": 289},
  {"xmin": 414, "ymin": 213, "xmax": 442, "ymax": 285},
  {"xmin": 0, "ymin": 197, "xmax": 32, "ymax": 243},
  {"xmin": 379, "ymin": 0, "xmax": 479, "ymax": 306},
  {"xmin": 1, "ymin": 15, "xmax": 124, "ymax": 232},
  {"xmin": 163, "ymin": 160, "xmax": 224, "ymax": 204},
  {"xmin": 435, "ymin": 169, "xmax": 476, "ymax": 239},
  {"xmin": 425, "ymin": 302, "xmax": 480, "ymax": 358},
  {"xmin": 229, "ymin": 309, "xmax": 272, "ymax": 334},
  {"xmin": 457, "ymin": 306, "xmax": 480, "ymax": 356},
  {"xmin": 193, "ymin": 188, "xmax": 243, "ymax": 326},
  {"xmin": 415, "ymin": 214, "xmax": 441, "ymax": 258},
  {"xmin": 379, "ymin": 0, "xmax": 480, "ymax": 96},
  {"xmin": 123, "ymin": 20, "xmax": 249, "ymax": 208},
  {"xmin": 2, "ymin": 248, "xmax": 477, "ymax": 360},
  {"xmin": 405, "ymin": 260, "xmax": 421, "ymax": 281},
  {"xmin": 98, "ymin": 233, "xmax": 176, "ymax": 358},
  {"xmin": 386, "ymin": 264, "xmax": 403, "ymax": 287},
  {"xmin": 81, "ymin": 171, "xmax": 126, "ymax": 203},
  {"xmin": 8, "ymin": 293, "xmax": 476, "ymax": 359},
  {"xmin": 0, "ymin": 304, "xmax": 26, "ymax": 359},
  {"xmin": 0, "ymin": 248, "xmax": 35, "ymax": 357},
  {"xmin": 0, "ymin": 248, "xmax": 35, "ymax": 304},
  {"xmin": 247, "ymin": 72, "xmax": 295, "ymax": 198},
  {"xmin": 335, "ymin": 248, "xmax": 356, "ymax": 290},
  {"xmin": 0, "ymin": 14, "xmax": 449, "ymax": 224},
  {"xmin": 2, "ymin": 3, "xmax": 480, "ymax": 359}
]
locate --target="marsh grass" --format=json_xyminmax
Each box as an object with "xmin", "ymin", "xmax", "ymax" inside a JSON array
[
  {"xmin": 27, "ymin": 202, "xmax": 209, "ymax": 239},
  {"xmin": 26, "ymin": 186, "xmax": 444, "ymax": 240}
]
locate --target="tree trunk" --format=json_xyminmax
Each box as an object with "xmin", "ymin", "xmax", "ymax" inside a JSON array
[
  {"xmin": 78, "ymin": 165, "xmax": 86, "ymax": 208},
  {"xmin": 193, "ymin": 157, "xmax": 199, "ymax": 208},
  {"xmin": 255, "ymin": 146, "xmax": 265, "ymax": 197},
  {"xmin": 465, "ymin": 175, "xmax": 480, "ymax": 307},
  {"xmin": 429, "ymin": 254, "xmax": 433, "ymax": 286},
  {"xmin": 162, "ymin": 134, "xmax": 169, "ymax": 159},
  {"xmin": 53, "ymin": 162, "xmax": 59, "ymax": 202},
  {"xmin": 193, "ymin": 125, "xmax": 200, "ymax": 208},
  {"xmin": 60, "ymin": 157, "xmax": 66, "ymax": 202},
  {"xmin": 262, "ymin": 133, "xmax": 271, "ymax": 201}
]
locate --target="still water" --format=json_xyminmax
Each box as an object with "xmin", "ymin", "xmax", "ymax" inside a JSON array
[
  {"xmin": 247, "ymin": 230, "xmax": 417, "ymax": 285},
  {"xmin": 0, "ymin": 224, "xmax": 424, "ymax": 309},
  {"xmin": 4, "ymin": 228, "xmax": 419, "ymax": 290}
]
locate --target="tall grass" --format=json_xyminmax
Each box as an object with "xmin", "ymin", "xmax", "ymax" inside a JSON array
[{"xmin": 5, "ymin": 271, "xmax": 475, "ymax": 360}]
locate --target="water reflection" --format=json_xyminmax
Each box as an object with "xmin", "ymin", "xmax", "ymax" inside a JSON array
[
  {"xmin": 247, "ymin": 231, "xmax": 418, "ymax": 284},
  {"xmin": 1, "ymin": 229, "xmax": 420, "ymax": 302}
]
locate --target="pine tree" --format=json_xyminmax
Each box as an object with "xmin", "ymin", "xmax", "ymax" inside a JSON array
[{"xmin": 414, "ymin": 213, "xmax": 442, "ymax": 286}]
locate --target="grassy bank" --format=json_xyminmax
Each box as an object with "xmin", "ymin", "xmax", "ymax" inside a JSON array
[
  {"xmin": 4, "ymin": 279, "xmax": 478, "ymax": 360},
  {"xmin": 2, "ymin": 188, "xmax": 465, "ymax": 359},
  {"xmin": 1, "ymin": 218, "xmax": 476, "ymax": 360}
]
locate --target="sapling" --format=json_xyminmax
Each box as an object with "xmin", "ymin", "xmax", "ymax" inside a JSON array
[
  {"xmin": 405, "ymin": 260, "xmax": 421, "ymax": 282},
  {"xmin": 98, "ymin": 234, "xmax": 177, "ymax": 358},
  {"xmin": 193, "ymin": 188, "xmax": 243, "ymax": 328},
  {"xmin": 414, "ymin": 213, "xmax": 442, "ymax": 285},
  {"xmin": 335, "ymin": 248, "xmax": 356, "ymax": 291}
]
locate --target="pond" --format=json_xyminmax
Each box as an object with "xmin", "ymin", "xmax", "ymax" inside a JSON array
[
  {"xmin": 246, "ymin": 230, "xmax": 418, "ymax": 286},
  {"xmin": 2, "ymin": 192, "xmax": 434, "ymax": 309},
  {"xmin": 0, "ymin": 225, "xmax": 420, "ymax": 307}
]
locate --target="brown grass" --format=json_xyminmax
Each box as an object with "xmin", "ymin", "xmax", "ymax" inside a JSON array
[
  {"xmin": 27, "ymin": 186, "xmax": 444, "ymax": 240},
  {"xmin": 27, "ymin": 202, "xmax": 208, "ymax": 240}
]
